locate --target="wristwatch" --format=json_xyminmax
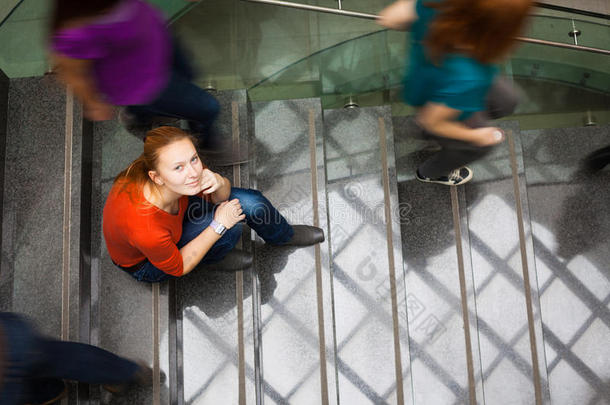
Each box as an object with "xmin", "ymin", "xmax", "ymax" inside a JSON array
[{"xmin": 209, "ymin": 219, "xmax": 227, "ymax": 236}]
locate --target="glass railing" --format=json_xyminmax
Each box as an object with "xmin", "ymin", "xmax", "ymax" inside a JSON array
[
  {"xmin": 244, "ymin": 14, "xmax": 609, "ymax": 126},
  {"xmin": 1, "ymin": 0, "xmax": 608, "ymax": 127}
]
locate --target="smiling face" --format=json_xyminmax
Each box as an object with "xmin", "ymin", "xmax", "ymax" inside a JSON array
[{"xmin": 148, "ymin": 138, "xmax": 203, "ymax": 196}]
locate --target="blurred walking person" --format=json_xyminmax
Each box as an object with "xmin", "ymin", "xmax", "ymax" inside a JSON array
[
  {"xmin": 49, "ymin": 0, "xmax": 222, "ymax": 150},
  {"xmin": 0, "ymin": 312, "xmax": 150, "ymax": 404},
  {"xmin": 379, "ymin": 0, "xmax": 533, "ymax": 185}
]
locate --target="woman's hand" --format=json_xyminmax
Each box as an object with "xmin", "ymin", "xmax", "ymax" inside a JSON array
[
  {"xmin": 214, "ymin": 199, "xmax": 245, "ymax": 229},
  {"xmin": 378, "ymin": 0, "xmax": 417, "ymax": 31},
  {"xmin": 199, "ymin": 169, "xmax": 225, "ymax": 195},
  {"xmin": 470, "ymin": 127, "xmax": 505, "ymax": 147}
]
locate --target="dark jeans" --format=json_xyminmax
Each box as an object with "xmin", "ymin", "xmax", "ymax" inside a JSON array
[
  {"xmin": 127, "ymin": 39, "xmax": 220, "ymax": 141},
  {"xmin": 418, "ymin": 77, "xmax": 520, "ymax": 178},
  {"xmin": 0, "ymin": 312, "xmax": 139, "ymax": 404},
  {"xmin": 129, "ymin": 187, "xmax": 294, "ymax": 283}
]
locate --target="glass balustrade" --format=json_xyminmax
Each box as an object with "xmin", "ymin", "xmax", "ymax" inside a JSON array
[{"xmin": 1, "ymin": 0, "xmax": 608, "ymax": 128}]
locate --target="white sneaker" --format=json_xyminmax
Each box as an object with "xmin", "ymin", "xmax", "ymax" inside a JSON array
[{"xmin": 416, "ymin": 166, "xmax": 473, "ymax": 186}]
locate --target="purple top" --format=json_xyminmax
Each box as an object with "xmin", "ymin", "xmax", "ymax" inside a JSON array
[{"xmin": 52, "ymin": 0, "xmax": 171, "ymax": 105}]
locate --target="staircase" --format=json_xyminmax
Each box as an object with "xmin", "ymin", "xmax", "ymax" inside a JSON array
[{"xmin": 1, "ymin": 73, "xmax": 609, "ymax": 405}]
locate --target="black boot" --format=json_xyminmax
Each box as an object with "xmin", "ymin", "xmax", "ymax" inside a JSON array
[
  {"xmin": 274, "ymin": 225, "xmax": 325, "ymax": 247},
  {"xmin": 204, "ymin": 249, "xmax": 253, "ymax": 272}
]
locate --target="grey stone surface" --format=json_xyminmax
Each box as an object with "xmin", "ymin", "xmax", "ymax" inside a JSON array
[
  {"xmin": 464, "ymin": 122, "xmax": 550, "ymax": 404},
  {"xmin": 522, "ymin": 125, "xmax": 610, "ymax": 405},
  {"xmin": 0, "ymin": 68, "xmax": 9, "ymax": 311},
  {"xmin": 95, "ymin": 120, "xmax": 156, "ymax": 404},
  {"xmin": 1, "ymin": 76, "xmax": 73, "ymax": 338},
  {"xmin": 394, "ymin": 115, "xmax": 479, "ymax": 404},
  {"xmin": 178, "ymin": 90, "xmax": 257, "ymax": 404},
  {"xmin": 252, "ymin": 98, "xmax": 337, "ymax": 404},
  {"xmin": 324, "ymin": 107, "xmax": 382, "ymax": 182},
  {"xmin": 324, "ymin": 107, "xmax": 411, "ymax": 404}
]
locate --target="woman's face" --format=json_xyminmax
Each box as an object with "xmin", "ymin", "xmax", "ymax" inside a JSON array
[{"xmin": 151, "ymin": 138, "xmax": 203, "ymax": 196}]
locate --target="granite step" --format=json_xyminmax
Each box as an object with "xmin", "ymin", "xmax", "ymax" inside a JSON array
[
  {"xmin": 177, "ymin": 89, "xmax": 257, "ymax": 405},
  {"xmin": 393, "ymin": 115, "xmax": 481, "ymax": 405},
  {"xmin": 520, "ymin": 125, "xmax": 610, "ymax": 405},
  {"xmin": 0, "ymin": 76, "xmax": 86, "ymax": 342},
  {"xmin": 323, "ymin": 106, "xmax": 411, "ymax": 404},
  {"xmin": 463, "ymin": 122, "xmax": 550, "ymax": 405},
  {"xmin": 0, "ymin": 75, "xmax": 89, "ymax": 403},
  {"xmin": 393, "ymin": 116, "xmax": 551, "ymax": 404},
  {"xmin": 251, "ymin": 98, "xmax": 337, "ymax": 405}
]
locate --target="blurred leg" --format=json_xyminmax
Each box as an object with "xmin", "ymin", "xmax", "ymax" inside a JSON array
[
  {"xmin": 0, "ymin": 313, "xmax": 36, "ymax": 405},
  {"xmin": 418, "ymin": 137, "xmax": 493, "ymax": 178},
  {"xmin": 35, "ymin": 340, "xmax": 139, "ymax": 384},
  {"xmin": 418, "ymin": 77, "xmax": 518, "ymax": 178},
  {"xmin": 127, "ymin": 72, "xmax": 220, "ymax": 140}
]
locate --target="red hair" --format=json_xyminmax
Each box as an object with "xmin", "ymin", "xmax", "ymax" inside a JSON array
[
  {"xmin": 113, "ymin": 126, "xmax": 198, "ymax": 198},
  {"xmin": 425, "ymin": 0, "xmax": 534, "ymax": 64}
]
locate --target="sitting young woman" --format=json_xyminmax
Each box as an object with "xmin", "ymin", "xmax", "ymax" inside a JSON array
[{"xmin": 102, "ymin": 126, "xmax": 324, "ymax": 283}]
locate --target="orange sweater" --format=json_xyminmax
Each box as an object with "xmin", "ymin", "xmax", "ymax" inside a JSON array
[{"xmin": 103, "ymin": 182, "xmax": 196, "ymax": 276}]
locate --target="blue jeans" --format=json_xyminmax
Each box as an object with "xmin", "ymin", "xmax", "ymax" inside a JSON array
[
  {"xmin": 127, "ymin": 39, "xmax": 220, "ymax": 141},
  {"xmin": 130, "ymin": 188, "xmax": 294, "ymax": 283},
  {"xmin": 0, "ymin": 312, "xmax": 139, "ymax": 404}
]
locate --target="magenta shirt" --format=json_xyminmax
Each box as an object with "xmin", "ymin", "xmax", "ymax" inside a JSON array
[{"xmin": 52, "ymin": 0, "xmax": 171, "ymax": 105}]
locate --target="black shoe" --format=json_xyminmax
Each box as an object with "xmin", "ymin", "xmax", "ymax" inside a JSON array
[
  {"xmin": 274, "ymin": 225, "xmax": 325, "ymax": 247},
  {"xmin": 416, "ymin": 167, "xmax": 473, "ymax": 186},
  {"xmin": 29, "ymin": 380, "xmax": 68, "ymax": 405},
  {"xmin": 102, "ymin": 361, "xmax": 152, "ymax": 396},
  {"xmin": 584, "ymin": 145, "xmax": 610, "ymax": 172},
  {"xmin": 203, "ymin": 249, "xmax": 253, "ymax": 272}
]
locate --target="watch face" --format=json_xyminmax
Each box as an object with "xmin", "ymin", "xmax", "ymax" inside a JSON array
[{"xmin": 212, "ymin": 221, "xmax": 226, "ymax": 235}]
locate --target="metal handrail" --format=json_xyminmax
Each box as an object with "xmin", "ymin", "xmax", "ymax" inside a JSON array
[
  {"xmin": 240, "ymin": 0, "xmax": 610, "ymax": 56},
  {"xmin": 240, "ymin": 0, "xmax": 377, "ymax": 20}
]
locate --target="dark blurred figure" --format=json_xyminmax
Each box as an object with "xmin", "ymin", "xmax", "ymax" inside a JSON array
[
  {"xmin": 379, "ymin": 0, "xmax": 533, "ymax": 186},
  {"xmin": 0, "ymin": 312, "xmax": 149, "ymax": 404},
  {"xmin": 585, "ymin": 145, "xmax": 610, "ymax": 171},
  {"xmin": 49, "ymin": 0, "xmax": 221, "ymax": 149}
]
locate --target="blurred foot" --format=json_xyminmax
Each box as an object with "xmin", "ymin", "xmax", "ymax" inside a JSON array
[
  {"xmin": 28, "ymin": 380, "xmax": 67, "ymax": 405},
  {"xmin": 416, "ymin": 166, "xmax": 473, "ymax": 186},
  {"xmin": 584, "ymin": 145, "xmax": 610, "ymax": 172},
  {"xmin": 102, "ymin": 361, "xmax": 152, "ymax": 396},
  {"xmin": 203, "ymin": 249, "xmax": 253, "ymax": 271},
  {"xmin": 274, "ymin": 225, "xmax": 325, "ymax": 247}
]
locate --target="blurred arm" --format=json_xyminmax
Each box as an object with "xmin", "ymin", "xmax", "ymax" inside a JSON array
[
  {"xmin": 378, "ymin": 0, "xmax": 417, "ymax": 31},
  {"xmin": 51, "ymin": 53, "xmax": 114, "ymax": 121},
  {"xmin": 418, "ymin": 102, "xmax": 498, "ymax": 146}
]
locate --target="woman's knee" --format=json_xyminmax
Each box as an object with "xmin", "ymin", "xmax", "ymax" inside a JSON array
[{"xmin": 230, "ymin": 189, "xmax": 269, "ymax": 221}]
